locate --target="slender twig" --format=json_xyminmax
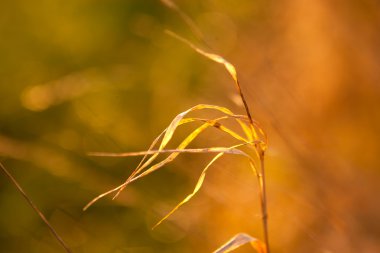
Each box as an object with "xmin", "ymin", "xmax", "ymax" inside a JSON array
[
  {"xmin": 228, "ymin": 53, "xmax": 270, "ymax": 252},
  {"xmin": 226, "ymin": 40, "xmax": 270, "ymax": 253},
  {"xmin": 239, "ymin": 85, "xmax": 270, "ymax": 253},
  {"xmin": 160, "ymin": 0, "xmax": 207, "ymax": 45},
  {"xmin": 235, "ymin": 79, "xmax": 254, "ymax": 126},
  {"xmin": 0, "ymin": 162, "xmax": 72, "ymax": 253},
  {"xmin": 88, "ymin": 144, "xmax": 257, "ymax": 157},
  {"xmin": 259, "ymin": 150, "xmax": 270, "ymax": 253}
]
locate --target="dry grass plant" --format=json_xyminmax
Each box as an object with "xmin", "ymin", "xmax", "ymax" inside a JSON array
[
  {"xmin": 85, "ymin": 1, "xmax": 270, "ymax": 252},
  {"xmin": 84, "ymin": 35, "xmax": 270, "ymax": 253}
]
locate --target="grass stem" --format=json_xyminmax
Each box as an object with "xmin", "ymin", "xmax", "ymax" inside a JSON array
[
  {"xmin": 259, "ymin": 150, "xmax": 270, "ymax": 253},
  {"xmin": 0, "ymin": 162, "xmax": 72, "ymax": 253}
]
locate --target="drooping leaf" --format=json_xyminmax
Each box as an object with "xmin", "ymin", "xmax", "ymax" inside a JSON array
[
  {"xmin": 83, "ymin": 145, "xmax": 251, "ymax": 211},
  {"xmin": 213, "ymin": 233, "xmax": 266, "ymax": 253},
  {"xmin": 165, "ymin": 31, "xmax": 238, "ymax": 84},
  {"xmin": 130, "ymin": 104, "xmax": 249, "ymax": 182},
  {"xmin": 161, "ymin": 104, "xmax": 239, "ymax": 149},
  {"xmin": 88, "ymin": 117, "xmax": 250, "ymax": 159},
  {"xmin": 112, "ymin": 111, "xmax": 248, "ymax": 199},
  {"xmin": 89, "ymin": 146, "xmax": 250, "ymax": 157},
  {"xmin": 84, "ymin": 114, "xmax": 251, "ymax": 210},
  {"xmin": 153, "ymin": 152, "xmax": 224, "ymax": 229},
  {"xmin": 152, "ymin": 143, "xmax": 252, "ymax": 229},
  {"xmin": 130, "ymin": 121, "xmax": 213, "ymax": 182},
  {"xmin": 84, "ymin": 106, "xmax": 259, "ymax": 211},
  {"xmin": 165, "ymin": 31, "xmax": 262, "ymax": 142}
]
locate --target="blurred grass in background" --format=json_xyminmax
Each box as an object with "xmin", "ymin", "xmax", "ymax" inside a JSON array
[{"xmin": 0, "ymin": 0, "xmax": 379, "ymax": 252}]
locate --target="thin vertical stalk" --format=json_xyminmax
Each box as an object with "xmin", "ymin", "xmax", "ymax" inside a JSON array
[
  {"xmin": 235, "ymin": 74, "xmax": 270, "ymax": 253},
  {"xmin": 235, "ymin": 79, "xmax": 254, "ymax": 126},
  {"xmin": 259, "ymin": 150, "xmax": 270, "ymax": 253},
  {"xmin": 0, "ymin": 162, "xmax": 72, "ymax": 253}
]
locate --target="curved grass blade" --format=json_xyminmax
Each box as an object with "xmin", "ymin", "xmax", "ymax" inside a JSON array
[
  {"xmin": 85, "ymin": 119, "xmax": 238, "ymax": 210},
  {"xmin": 165, "ymin": 31, "xmax": 238, "ymax": 84},
  {"xmin": 128, "ymin": 105, "xmax": 244, "ymax": 176},
  {"xmin": 83, "ymin": 184, "xmax": 124, "ymax": 211},
  {"xmin": 132, "ymin": 142, "xmax": 254, "ymax": 182},
  {"xmin": 129, "ymin": 121, "xmax": 212, "ymax": 182},
  {"xmin": 213, "ymin": 233, "xmax": 266, "ymax": 253},
  {"xmin": 85, "ymin": 107, "xmax": 256, "ymax": 210},
  {"xmin": 161, "ymin": 104, "xmax": 240, "ymax": 149},
  {"xmin": 114, "ymin": 105, "xmax": 251, "ymax": 198},
  {"xmin": 83, "ymin": 146, "xmax": 249, "ymax": 211},
  {"xmin": 160, "ymin": 0, "xmax": 205, "ymax": 44},
  {"xmin": 165, "ymin": 31, "xmax": 259, "ymax": 140},
  {"xmin": 112, "ymin": 116, "xmax": 233, "ymax": 199},
  {"xmin": 84, "ymin": 116, "xmax": 250, "ymax": 210},
  {"xmin": 89, "ymin": 147, "xmax": 249, "ymax": 157},
  {"xmin": 88, "ymin": 116, "xmax": 250, "ymax": 158},
  {"xmin": 153, "ymin": 152, "xmax": 224, "ymax": 229},
  {"xmin": 152, "ymin": 143, "xmax": 252, "ymax": 229}
]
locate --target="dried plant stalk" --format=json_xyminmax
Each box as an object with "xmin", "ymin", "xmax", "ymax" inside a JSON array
[
  {"xmin": 0, "ymin": 162, "xmax": 72, "ymax": 253},
  {"xmin": 84, "ymin": 29, "xmax": 270, "ymax": 253}
]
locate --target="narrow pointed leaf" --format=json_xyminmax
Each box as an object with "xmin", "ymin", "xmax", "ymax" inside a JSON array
[
  {"xmin": 213, "ymin": 233, "xmax": 266, "ymax": 253},
  {"xmin": 84, "ymin": 115, "xmax": 250, "ymax": 210},
  {"xmin": 165, "ymin": 31, "xmax": 259, "ymax": 141},
  {"xmin": 153, "ymin": 143, "xmax": 252, "ymax": 228},
  {"xmin": 114, "ymin": 111, "xmax": 246, "ymax": 199},
  {"xmin": 153, "ymin": 152, "xmax": 223, "ymax": 229},
  {"xmin": 165, "ymin": 31, "xmax": 238, "ymax": 83},
  {"xmin": 89, "ymin": 147, "xmax": 249, "ymax": 157}
]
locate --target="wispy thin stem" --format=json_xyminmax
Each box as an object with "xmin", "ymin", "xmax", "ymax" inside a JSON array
[
  {"xmin": 235, "ymin": 79, "xmax": 254, "ymax": 126},
  {"xmin": 0, "ymin": 162, "xmax": 72, "ymax": 253},
  {"xmin": 259, "ymin": 151, "xmax": 270, "ymax": 253},
  {"xmin": 160, "ymin": 0, "xmax": 206, "ymax": 45}
]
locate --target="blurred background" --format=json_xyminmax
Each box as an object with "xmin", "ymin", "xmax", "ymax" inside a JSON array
[{"xmin": 0, "ymin": 0, "xmax": 379, "ymax": 252}]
